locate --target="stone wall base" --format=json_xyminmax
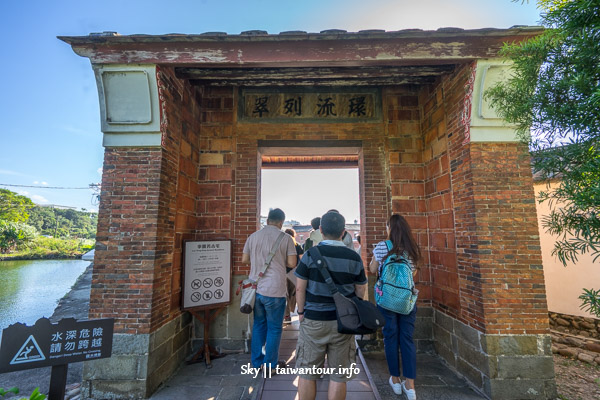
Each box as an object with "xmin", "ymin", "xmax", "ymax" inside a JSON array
[
  {"xmin": 81, "ymin": 313, "xmax": 192, "ymax": 399},
  {"xmin": 433, "ymin": 309, "xmax": 557, "ymax": 400},
  {"xmin": 549, "ymin": 311, "xmax": 600, "ymax": 339},
  {"xmin": 357, "ymin": 306, "xmax": 434, "ymax": 353}
]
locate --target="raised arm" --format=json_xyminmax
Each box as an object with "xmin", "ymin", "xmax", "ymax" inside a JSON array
[{"xmin": 368, "ymin": 255, "xmax": 379, "ymax": 274}]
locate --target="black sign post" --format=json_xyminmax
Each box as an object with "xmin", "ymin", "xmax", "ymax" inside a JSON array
[{"xmin": 0, "ymin": 317, "xmax": 114, "ymax": 400}]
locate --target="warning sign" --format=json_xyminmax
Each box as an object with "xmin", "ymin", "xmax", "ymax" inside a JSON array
[
  {"xmin": 182, "ymin": 240, "xmax": 232, "ymax": 310},
  {"xmin": 10, "ymin": 335, "xmax": 46, "ymax": 364},
  {"xmin": 0, "ymin": 317, "xmax": 114, "ymax": 373}
]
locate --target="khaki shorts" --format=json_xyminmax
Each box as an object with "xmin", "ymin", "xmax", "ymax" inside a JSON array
[{"xmin": 295, "ymin": 318, "xmax": 357, "ymax": 382}]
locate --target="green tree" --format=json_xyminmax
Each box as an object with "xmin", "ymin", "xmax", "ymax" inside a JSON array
[
  {"xmin": 0, "ymin": 220, "xmax": 37, "ymax": 253},
  {"xmin": 27, "ymin": 206, "xmax": 97, "ymax": 239},
  {"xmin": 486, "ymin": 0, "xmax": 599, "ymax": 316},
  {"xmin": 0, "ymin": 189, "xmax": 35, "ymax": 222}
]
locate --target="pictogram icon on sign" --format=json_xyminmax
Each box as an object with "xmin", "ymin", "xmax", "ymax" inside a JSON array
[
  {"xmin": 10, "ymin": 335, "xmax": 46, "ymax": 365},
  {"xmin": 203, "ymin": 278, "xmax": 213, "ymax": 288},
  {"xmin": 191, "ymin": 279, "xmax": 202, "ymax": 290},
  {"xmin": 214, "ymin": 289, "xmax": 224, "ymax": 299},
  {"xmin": 202, "ymin": 291, "xmax": 213, "ymax": 301},
  {"xmin": 214, "ymin": 277, "xmax": 224, "ymax": 287},
  {"xmin": 191, "ymin": 292, "xmax": 202, "ymax": 302}
]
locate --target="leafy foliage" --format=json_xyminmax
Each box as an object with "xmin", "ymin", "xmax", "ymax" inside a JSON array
[
  {"xmin": 487, "ymin": 0, "xmax": 600, "ymax": 265},
  {"xmin": 28, "ymin": 206, "xmax": 97, "ymax": 239},
  {"xmin": 0, "ymin": 220, "xmax": 37, "ymax": 253},
  {"xmin": 486, "ymin": 0, "xmax": 599, "ymax": 316},
  {"xmin": 0, "ymin": 189, "xmax": 35, "ymax": 223},
  {"xmin": 0, "ymin": 189, "xmax": 97, "ymax": 256},
  {"xmin": 579, "ymin": 288, "xmax": 600, "ymax": 317},
  {"xmin": 0, "ymin": 388, "xmax": 19, "ymax": 397},
  {"xmin": 25, "ymin": 387, "xmax": 46, "ymax": 400},
  {"xmin": 0, "ymin": 386, "xmax": 46, "ymax": 400}
]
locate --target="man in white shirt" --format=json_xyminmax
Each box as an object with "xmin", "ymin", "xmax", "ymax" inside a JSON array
[{"xmin": 242, "ymin": 208, "xmax": 297, "ymax": 370}]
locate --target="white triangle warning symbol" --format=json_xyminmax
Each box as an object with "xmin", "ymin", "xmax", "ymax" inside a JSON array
[{"xmin": 10, "ymin": 335, "xmax": 46, "ymax": 365}]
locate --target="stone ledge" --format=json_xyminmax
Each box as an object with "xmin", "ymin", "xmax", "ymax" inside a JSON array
[
  {"xmin": 549, "ymin": 311, "xmax": 599, "ymax": 339},
  {"xmin": 551, "ymin": 330, "xmax": 600, "ymax": 366}
]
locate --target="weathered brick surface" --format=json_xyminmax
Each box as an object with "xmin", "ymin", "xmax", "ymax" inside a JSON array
[
  {"xmin": 443, "ymin": 64, "xmax": 549, "ymax": 335},
  {"xmin": 94, "ymin": 64, "xmax": 549, "ymax": 339},
  {"xmin": 234, "ymin": 119, "xmax": 389, "ymax": 275},
  {"xmin": 93, "ymin": 149, "xmax": 162, "ymax": 334},
  {"xmin": 385, "ymin": 87, "xmax": 430, "ymax": 303}
]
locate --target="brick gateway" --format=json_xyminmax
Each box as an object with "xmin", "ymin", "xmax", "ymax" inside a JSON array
[{"xmin": 61, "ymin": 27, "xmax": 556, "ymax": 399}]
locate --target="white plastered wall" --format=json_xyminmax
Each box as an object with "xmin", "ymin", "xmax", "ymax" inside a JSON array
[
  {"xmin": 93, "ymin": 64, "xmax": 162, "ymax": 147},
  {"xmin": 534, "ymin": 181, "xmax": 599, "ymax": 318}
]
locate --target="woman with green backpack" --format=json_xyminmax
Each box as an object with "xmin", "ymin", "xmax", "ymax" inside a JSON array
[{"xmin": 368, "ymin": 214, "xmax": 421, "ymax": 400}]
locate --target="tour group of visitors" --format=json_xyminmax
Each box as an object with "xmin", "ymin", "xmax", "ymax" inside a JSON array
[{"xmin": 242, "ymin": 209, "xmax": 420, "ymax": 400}]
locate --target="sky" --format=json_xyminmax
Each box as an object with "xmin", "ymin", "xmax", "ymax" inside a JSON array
[
  {"xmin": 262, "ymin": 169, "xmax": 360, "ymax": 225},
  {"xmin": 0, "ymin": 0, "xmax": 541, "ymax": 216}
]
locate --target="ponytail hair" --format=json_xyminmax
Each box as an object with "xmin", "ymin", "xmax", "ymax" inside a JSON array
[{"xmin": 386, "ymin": 214, "xmax": 421, "ymax": 265}]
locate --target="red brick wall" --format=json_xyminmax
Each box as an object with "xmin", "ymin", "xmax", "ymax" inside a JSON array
[
  {"xmin": 443, "ymin": 64, "xmax": 549, "ymax": 334},
  {"xmin": 94, "ymin": 65, "xmax": 548, "ymax": 337},
  {"xmin": 470, "ymin": 142, "xmax": 549, "ymax": 334},
  {"xmin": 92, "ymin": 67, "xmax": 208, "ymax": 334},
  {"xmin": 385, "ymin": 86, "xmax": 431, "ymax": 303},
  {"xmin": 232, "ymin": 119, "xmax": 390, "ymax": 274},
  {"xmin": 155, "ymin": 70, "xmax": 235, "ymax": 330},
  {"xmin": 155, "ymin": 66, "xmax": 200, "ymax": 329},
  {"xmin": 93, "ymin": 148, "xmax": 163, "ymax": 334},
  {"xmin": 418, "ymin": 77, "xmax": 460, "ymax": 318}
]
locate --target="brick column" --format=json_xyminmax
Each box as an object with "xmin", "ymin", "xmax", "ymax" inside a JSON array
[
  {"xmin": 430, "ymin": 62, "xmax": 556, "ymax": 399},
  {"xmin": 82, "ymin": 65, "xmax": 196, "ymax": 399}
]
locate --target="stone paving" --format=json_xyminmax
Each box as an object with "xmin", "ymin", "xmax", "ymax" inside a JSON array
[
  {"xmin": 152, "ymin": 316, "xmax": 486, "ymax": 400},
  {"xmin": 150, "ymin": 352, "xmax": 261, "ymax": 400},
  {"xmin": 362, "ymin": 352, "xmax": 486, "ymax": 400}
]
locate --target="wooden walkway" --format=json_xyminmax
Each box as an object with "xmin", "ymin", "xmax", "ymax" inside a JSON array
[{"xmin": 258, "ymin": 317, "xmax": 379, "ymax": 400}]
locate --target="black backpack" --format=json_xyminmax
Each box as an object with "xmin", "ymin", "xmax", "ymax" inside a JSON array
[
  {"xmin": 309, "ymin": 247, "xmax": 385, "ymax": 335},
  {"xmin": 304, "ymin": 237, "xmax": 313, "ymax": 251}
]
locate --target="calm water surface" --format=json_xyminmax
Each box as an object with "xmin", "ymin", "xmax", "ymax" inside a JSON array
[{"xmin": 0, "ymin": 259, "xmax": 89, "ymax": 331}]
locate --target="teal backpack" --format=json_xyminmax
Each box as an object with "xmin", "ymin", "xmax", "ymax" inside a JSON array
[{"xmin": 374, "ymin": 240, "xmax": 418, "ymax": 315}]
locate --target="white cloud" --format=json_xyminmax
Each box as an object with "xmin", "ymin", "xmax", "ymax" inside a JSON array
[
  {"xmin": 17, "ymin": 190, "xmax": 30, "ymax": 196},
  {"xmin": 97, "ymin": 167, "xmax": 103, "ymax": 175},
  {"xmin": 33, "ymin": 181, "xmax": 39, "ymax": 184},
  {"xmin": 41, "ymin": 182, "xmax": 48, "ymax": 186},
  {"xmin": 31, "ymin": 195, "xmax": 49, "ymax": 204}
]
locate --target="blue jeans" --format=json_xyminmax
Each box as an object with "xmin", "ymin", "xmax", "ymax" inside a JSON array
[
  {"xmin": 378, "ymin": 305, "xmax": 417, "ymax": 379},
  {"xmin": 251, "ymin": 293, "xmax": 286, "ymax": 368}
]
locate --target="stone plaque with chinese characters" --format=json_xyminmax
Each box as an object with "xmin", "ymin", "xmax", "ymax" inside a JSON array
[
  {"xmin": 240, "ymin": 89, "xmax": 381, "ymax": 123},
  {"xmin": 0, "ymin": 317, "xmax": 114, "ymax": 372}
]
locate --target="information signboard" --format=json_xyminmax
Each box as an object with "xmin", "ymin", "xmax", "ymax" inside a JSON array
[
  {"xmin": 0, "ymin": 317, "xmax": 114, "ymax": 373},
  {"xmin": 182, "ymin": 240, "xmax": 232, "ymax": 310}
]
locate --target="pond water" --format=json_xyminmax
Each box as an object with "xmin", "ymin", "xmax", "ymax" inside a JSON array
[{"xmin": 0, "ymin": 259, "xmax": 89, "ymax": 332}]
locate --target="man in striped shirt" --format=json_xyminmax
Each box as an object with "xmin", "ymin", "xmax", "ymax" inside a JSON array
[{"xmin": 294, "ymin": 211, "xmax": 367, "ymax": 400}]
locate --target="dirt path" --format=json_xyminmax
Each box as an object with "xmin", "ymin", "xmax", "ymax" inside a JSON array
[{"xmin": 554, "ymin": 354, "xmax": 600, "ymax": 400}]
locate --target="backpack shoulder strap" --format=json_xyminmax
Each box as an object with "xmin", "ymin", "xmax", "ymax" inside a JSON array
[
  {"xmin": 257, "ymin": 232, "xmax": 285, "ymax": 280},
  {"xmin": 308, "ymin": 247, "xmax": 338, "ymax": 295}
]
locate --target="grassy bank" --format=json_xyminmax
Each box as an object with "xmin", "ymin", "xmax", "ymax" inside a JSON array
[{"xmin": 0, "ymin": 237, "xmax": 94, "ymax": 261}]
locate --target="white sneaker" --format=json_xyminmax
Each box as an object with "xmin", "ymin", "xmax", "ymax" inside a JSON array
[
  {"xmin": 401, "ymin": 381, "xmax": 416, "ymax": 400},
  {"xmin": 388, "ymin": 376, "xmax": 402, "ymax": 395}
]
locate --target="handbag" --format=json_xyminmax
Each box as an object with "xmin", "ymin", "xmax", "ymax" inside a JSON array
[
  {"xmin": 237, "ymin": 232, "xmax": 286, "ymax": 314},
  {"xmin": 309, "ymin": 247, "xmax": 385, "ymax": 335},
  {"xmin": 374, "ymin": 240, "xmax": 418, "ymax": 315}
]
